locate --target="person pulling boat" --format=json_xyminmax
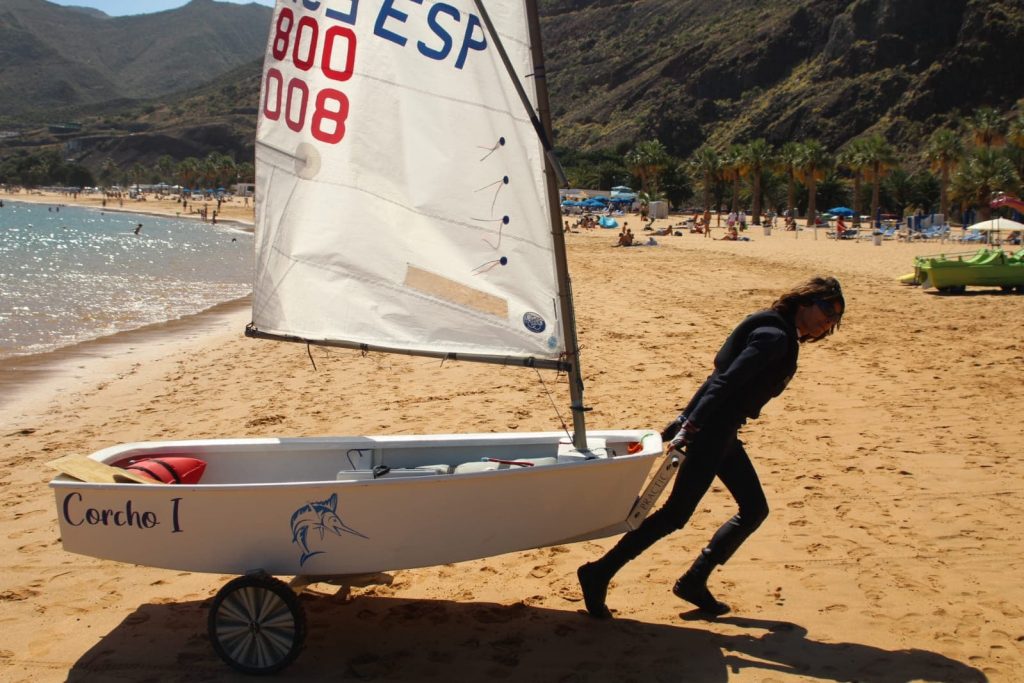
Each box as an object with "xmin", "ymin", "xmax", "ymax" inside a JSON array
[{"xmin": 578, "ymin": 276, "xmax": 846, "ymax": 618}]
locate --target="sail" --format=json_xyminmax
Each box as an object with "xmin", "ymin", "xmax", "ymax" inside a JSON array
[{"xmin": 252, "ymin": 0, "xmax": 564, "ymax": 362}]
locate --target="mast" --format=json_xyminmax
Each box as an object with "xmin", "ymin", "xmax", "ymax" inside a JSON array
[
  {"xmin": 473, "ymin": 0, "xmax": 588, "ymax": 449},
  {"xmin": 524, "ymin": 1, "xmax": 588, "ymax": 450}
]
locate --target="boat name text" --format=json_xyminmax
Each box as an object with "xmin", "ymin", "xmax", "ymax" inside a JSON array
[{"xmin": 62, "ymin": 493, "xmax": 183, "ymax": 532}]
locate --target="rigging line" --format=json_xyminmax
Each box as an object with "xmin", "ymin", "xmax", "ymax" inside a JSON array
[
  {"xmin": 471, "ymin": 215, "xmax": 511, "ymax": 250},
  {"xmin": 474, "ymin": 176, "xmax": 509, "ymax": 214},
  {"xmin": 535, "ymin": 367, "xmax": 572, "ymax": 443},
  {"xmin": 472, "ymin": 0, "xmax": 569, "ymax": 188},
  {"xmin": 478, "ymin": 137, "xmax": 506, "ymax": 162}
]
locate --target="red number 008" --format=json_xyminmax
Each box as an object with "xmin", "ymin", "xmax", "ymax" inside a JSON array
[{"xmin": 264, "ymin": 8, "xmax": 355, "ymax": 144}]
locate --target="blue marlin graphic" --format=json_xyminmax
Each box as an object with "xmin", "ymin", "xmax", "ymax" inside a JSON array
[{"xmin": 290, "ymin": 493, "xmax": 367, "ymax": 566}]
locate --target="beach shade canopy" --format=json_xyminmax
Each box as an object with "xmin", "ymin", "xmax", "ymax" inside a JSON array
[
  {"xmin": 598, "ymin": 216, "xmax": 619, "ymax": 229},
  {"xmin": 827, "ymin": 207, "xmax": 855, "ymax": 217},
  {"xmin": 561, "ymin": 199, "xmax": 580, "ymax": 206},
  {"xmin": 581, "ymin": 198, "xmax": 606, "ymax": 208},
  {"xmin": 967, "ymin": 218, "xmax": 1024, "ymax": 232},
  {"xmin": 589, "ymin": 195, "xmax": 611, "ymax": 202}
]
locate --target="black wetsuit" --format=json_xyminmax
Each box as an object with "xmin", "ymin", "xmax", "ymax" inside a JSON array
[{"xmin": 604, "ymin": 309, "xmax": 800, "ymax": 569}]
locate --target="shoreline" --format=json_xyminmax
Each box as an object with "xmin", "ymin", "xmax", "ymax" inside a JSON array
[
  {"xmin": 0, "ymin": 189, "xmax": 256, "ymax": 230},
  {"xmin": 1, "ymin": 194, "xmax": 256, "ymax": 411},
  {"xmin": 0, "ymin": 297, "xmax": 252, "ymax": 428}
]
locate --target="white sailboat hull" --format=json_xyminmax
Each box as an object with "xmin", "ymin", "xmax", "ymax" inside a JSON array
[{"xmin": 51, "ymin": 431, "xmax": 661, "ymax": 576}]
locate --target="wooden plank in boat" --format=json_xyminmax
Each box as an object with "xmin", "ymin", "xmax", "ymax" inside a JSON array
[{"xmin": 48, "ymin": 454, "xmax": 163, "ymax": 485}]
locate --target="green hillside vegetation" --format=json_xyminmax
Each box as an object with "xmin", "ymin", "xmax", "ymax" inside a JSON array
[
  {"xmin": 0, "ymin": 0, "xmax": 271, "ymax": 119},
  {"xmin": 2, "ymin": 0, "xmax": 1023, "ymax": 222}
]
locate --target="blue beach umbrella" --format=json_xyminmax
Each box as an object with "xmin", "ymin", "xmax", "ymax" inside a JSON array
[{"xmin": 827, "ymin": 207, "xmax": 854, "ymax": 217}]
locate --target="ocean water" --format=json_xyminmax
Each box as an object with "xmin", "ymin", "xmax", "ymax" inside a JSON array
[{"xmin": 0, "ymin": 201, "xmax": 253, "ymax": 360}]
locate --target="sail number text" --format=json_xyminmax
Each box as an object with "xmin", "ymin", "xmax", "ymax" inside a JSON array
[
  {"xmin": 262, "ymin": 2, "xmax": 489, "ymax": 145},
  {"xmin": 263, "ymin": 7, "xmax": 354, "ymax": 144}
]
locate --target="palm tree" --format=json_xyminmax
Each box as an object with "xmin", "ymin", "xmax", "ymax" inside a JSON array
[
  {"xmin": 924, "ymin": 128, "xmax": 964, "ymax": 221},
  {"xmin": 237, "ymin": 159, "xmax": 256, "ymax": 181},
  {"xmin": 1007, "ymin": 114, "xmax": 1024, "ymax": 181},
  {"xmin": 237, "ymin": 161, "xmax": 255, "ymax": 184},
  {"xmin": 739, "ymin": 139, "xmax": 774, "ymax": 225},
  {"xmin": 154, "ymin": 155, "xmax": 176, "ymax": 186},
  {"xmin": 689, "ymin": 146, "xmax": 721, "ymax": 213},
  {"xmin": 176, "ymin": 157, "xmax": 201, "ymax": 194},
  {"xmin": 795, "ymin": 140, "xmax": 831, "ymax": 232},
  {"xmin": 967, "ymin": 107, "xmax": 1005, "ymax": 149},
  {"xmin": 776, "ymin": 141, "xmax": 803, "ymax": 222},
  {"xmin": 624, "ymin": 139, "xmax": 669, "ymax": 195},
  {"xmin": 720, "ymin": 144, "xmax": 745, "ymax": 214},
  {"xmin": 860, "ymin": 135, "xmax": 897, "ymax": 225},
  {"xmin": 949, "ymin": 148, "xmax": 1019, "ymax": 220},
  {"xmin": 130, "ymin": 163, "xmax": 147, "ymax": 188},
  {"xmin": 99, "ymin": 157, "xmax": 120, "ymax": 188},
  {"xmin": 837, "ymin": 138, "xmax": 869, "ymax": 228}
]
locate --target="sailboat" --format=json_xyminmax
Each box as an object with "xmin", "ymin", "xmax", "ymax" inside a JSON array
[{"xmin": 49, "ymin": 0, "xmax": 666, "ymax": 673}]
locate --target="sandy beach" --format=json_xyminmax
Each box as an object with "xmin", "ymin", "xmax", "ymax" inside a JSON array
[
  {"xmin": 1, "ymin": 193, "xmax": 1022, "ymax": 681},
  {"xmin": 0, "ymin": 188, "xmax": 257, "ymax": 229}
]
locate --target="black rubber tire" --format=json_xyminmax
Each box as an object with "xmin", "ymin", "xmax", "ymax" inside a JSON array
[{"xmin": 208, "ymin": 574, "xmax": 306, "ymax": 675}]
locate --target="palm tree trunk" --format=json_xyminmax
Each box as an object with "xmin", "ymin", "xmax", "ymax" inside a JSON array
[
  {"xmin": 852, "ymin": 177, "xmax": 862, "ymax": 228},
  {"xmin": 871, "ymin": 178, "xmax": 880, "ymax": 227},
  {"xmin": 939, "ymin": 167, "xmax": 949, "ymax": 220},
  {"xmin": 786, "ymin": 172, "xmax": 795, "ymax": 218},
  {"xmin": 807, "ymin": 176, "xmax": 817, "ymax": 235},
  {"xmin": 752, "ymin": 173, "xmax": 762, "ymax": 225}
]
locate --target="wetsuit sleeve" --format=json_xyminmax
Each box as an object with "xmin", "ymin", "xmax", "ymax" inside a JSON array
[{"xmin": 685, "ymin": 326, "xmax": 789, "ymax": 427}]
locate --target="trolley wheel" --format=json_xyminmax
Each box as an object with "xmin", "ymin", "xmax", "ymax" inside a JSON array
[{"xmin": 208, "ymin": 573, "xmax": 306, "ymax": 674}]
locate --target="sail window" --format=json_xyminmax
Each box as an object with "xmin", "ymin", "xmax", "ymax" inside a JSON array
[{"xmin": 404, "ymin": 265, "xmax": 507, "ymax": 318}]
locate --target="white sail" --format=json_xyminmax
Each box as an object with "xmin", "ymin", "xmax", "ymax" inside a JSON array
[{"xmin": 252, "ymin": 0, "xmax": 564, "ymax": 361}]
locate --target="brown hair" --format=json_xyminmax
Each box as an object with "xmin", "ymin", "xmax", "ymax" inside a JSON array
[{"xmin": 771, "ymin": 276, "xmax": 845, "ymax": 337}]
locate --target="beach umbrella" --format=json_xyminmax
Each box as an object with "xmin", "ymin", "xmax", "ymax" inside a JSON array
[
  {"xmin": 589, "ymin": 195, "xmax": 611, "ymax": 203},
  {"xmin": 966, "ymin": 218, "xmax": 1024, "ymax": 232},
  {"xmin": 581, "ymin": 198, "xmax": 606, "ymax": 208},
  {"xmin": 826, "ymin": 207, "xmax": 854, "ymax": 217}
]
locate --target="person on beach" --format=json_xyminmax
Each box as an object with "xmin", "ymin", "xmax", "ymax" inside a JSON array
[
  {"xmin": 134, "ymin": 223, "xmax": 142, "ymax": 235},
  {"xmin": 578, "ymin": 276, "xmax": 845, "ymax": 619}
]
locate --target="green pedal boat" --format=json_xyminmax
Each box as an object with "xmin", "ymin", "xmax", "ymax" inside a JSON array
[{"xmin": 911, "ymin": 248, "xmax": 1024, "ymax": 293}]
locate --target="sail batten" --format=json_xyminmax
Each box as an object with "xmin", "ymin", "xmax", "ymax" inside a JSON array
[{"xmin": 253, "ymin": 1, "xmax": 564, "ymax": 363}]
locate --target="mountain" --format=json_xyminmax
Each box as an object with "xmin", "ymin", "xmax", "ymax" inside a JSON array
[
  {"xmin": 0, "ymin": 0, "xmax": 272, "ymax": 118},
  {"xmin": 541, "ymin": 0, "xmax": 1024, "ymax": 156},
  {"xmin": 1, "ymin": 0, "xmax": 1023, "ymax": 176}
]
